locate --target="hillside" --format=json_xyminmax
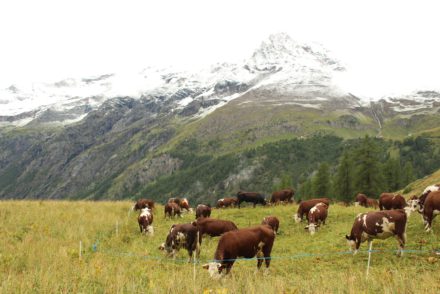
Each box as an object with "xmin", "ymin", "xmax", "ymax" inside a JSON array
[
  {"xmin": 401, "ymin": 168, "xmax": 440, "ymax": 198},
  {"xmin": 1, "ymin": 33, "xmax": 440, "ymax": 200},
  {"xmin": 1, "ymin": 201, "xmax": 439, "ymax": 293}
]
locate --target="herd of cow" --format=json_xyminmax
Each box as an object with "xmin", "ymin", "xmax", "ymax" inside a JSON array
[{"xmin": 131, "ymin": 185, "xmax": 440, "ymax": 279}]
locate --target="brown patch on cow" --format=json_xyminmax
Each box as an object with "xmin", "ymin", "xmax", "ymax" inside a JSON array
[
  {"xmin": 193, "ymin": 218, "xmax": 238, "ymax": 244},
  {"xmin": 195, "ymin": 204, "xmax": 211, "ymax": 219},
  {"xmin": 421, "ymin": 190, "xmax": 440, "ymax": 232},
  {"xmin": 294, "ymin": 198, "xmax": 330, "ymax": 223},
  {"xmin": 216, "ymin": 197, "xmax": 238, "ymax": 208},
  {"xmin": 379, "ymin": 193, "xmax": 406, "ymax": 210},
  {"xmin": 133, "ymin": 199, "xmax": 155, "ymax": 210},
  {"xmin": 204, "ymin": 225, "xmax": 275, "ymax": 278},
  {"xmin": 164, "ymin": 202, "xmax": 182, "ymax": 218},
  {"xmin": 270, "ymin": 189, "xmax": 294, "ymax": 205}
]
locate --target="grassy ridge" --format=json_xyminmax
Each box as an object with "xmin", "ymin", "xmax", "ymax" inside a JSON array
[{"xmin": 1, "ymin": 201, "xmax": 440, "ymax": 293}]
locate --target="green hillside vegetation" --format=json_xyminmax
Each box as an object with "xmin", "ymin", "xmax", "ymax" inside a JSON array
[
  {"xmin": 1, "ymin": 201, "xmax": 439, "ymax": 293},
  {"xmin": 400, "ymin": 168, "xmax": 440, "ymax": 198}
]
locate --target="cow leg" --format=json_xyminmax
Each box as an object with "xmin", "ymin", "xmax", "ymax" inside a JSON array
[
  {"xmin": 187, "ymin": 250, "xmax": 193, "ymax": 263},
  {"xmin": 253, "ymin": 202, "xmax": 256, "ymax": 208},
  {"xmin": 395, "ymin": 232, "xmax": 406, "ymax": 256}
]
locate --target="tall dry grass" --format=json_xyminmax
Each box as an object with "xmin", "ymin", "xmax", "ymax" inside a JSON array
[{"xmin": 1, "ymin": 200, "xmax": 439, "ymax": 293}]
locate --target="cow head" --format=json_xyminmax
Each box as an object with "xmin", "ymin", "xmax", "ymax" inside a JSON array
[
  {"xmin": 294, "ymin": 214, "xmax": 301, "ymax": 223},
  {"xmin": 202, "ymin": 262, "xmax": 224, "ymax": 279},
  {"xmin": 345, "ymin": 235, "xmax": 358, "ymax": 254},
  {"xmin": 305, "ymin": 223, "xmax": 318, "ymax": 235},
  {"xmin": 407, "ymin": 198, "xmax": 422, "ymax": 213}
]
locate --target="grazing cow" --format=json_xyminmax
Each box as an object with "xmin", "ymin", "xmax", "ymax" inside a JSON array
[
  {"xmin": 294, "ymin": 198, "xmax": 330, "ymax": 223},
  {"xmin": 159, "ymin": 223, "xmax": 200, "ymax": 262},
  {"xmin": 195, "ymin": 204, "xmax": 211, "ymax": 219},
  {"xmin": 132, "ymin": 198, "xmax": 155, "ymax": 211},
  {"xmin": 138, "ymin": 208, "xmax": 154, "ymax": 235},
  {"xmin": 354, "ymin": 193, "xmax": 368, "ymax": 207},
  {"xmin": 164, "ymin": 202, "xmax": 182, "ymax": 218},
  {"xmin": 421, "ymin": 190, "xmax": 440, "ymax": 232},
  {"xmin": 261, "ymin": 216, "xmax": 280, "ymax": 234},
  {"xmin": 236, "ymin": 191, "xmax": 267, "ymax": 208},
  {"xmin": 379, "ymin": 193, "xmax": 406, "ymax": 210},
  {"xmin": 345, "ymin": 209, "xmax": 411, "ymax": 256},
  {"xmin": 193, "ymin": 217, "xmax": 238, "ymax": 244},
  {"xmin": 180, "ymin": 198, "xmax": 191, "ymax": 212},
  {"xmin": 216, "ymin": 197, "xmax": 238, "ymax": 208},
  {"xmin": 305, "ymin": 202, "xmax": 328, "ymax": 235},
  {"xmin": 270, "ymin": 188, "xmax": 294, "ymax": 205},
  {"xmin": 416, "ymin": 185, "xmax": 440, "ymax": 211},
  {"xmin": 203, "ymin": 225, "xmax": 275, "ymax": 279}
]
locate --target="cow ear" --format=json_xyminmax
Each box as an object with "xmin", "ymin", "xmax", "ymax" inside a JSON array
[
  {"xmin": 345, "ymin": 235, "xmax": 350, "ymax": 240},
  {"xmin": 192, "ymin": 221, "xmax": 197, "ymax": 226},
  {"xmin": 202, "ymin": 264, "xmax": 209, "ymax": 270}
]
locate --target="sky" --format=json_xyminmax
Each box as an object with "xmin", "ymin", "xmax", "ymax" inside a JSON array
[{"xmin": 0, "ymin": 0, "xmax": 439, "ymax": 98}]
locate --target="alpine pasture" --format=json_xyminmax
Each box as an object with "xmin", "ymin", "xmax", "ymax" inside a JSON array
[{"xmin": 1, "ymin": 200, "xmax": 440, "ymax": 293}]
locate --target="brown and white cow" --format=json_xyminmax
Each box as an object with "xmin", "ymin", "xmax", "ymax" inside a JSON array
[
  {"xmin": 294, "ymin": 198, "xmax": 330, "ymax": 223},
  {"xmin": 305, "ymin": 202, "xmax": 328, "ymax": 235},
  {"xmin": 138, "ymin": 208, "xmax": 154, "ymax": 235},
  {"xmin": 354, "ymin": 193, "xmax": 368, "ymax": 207},
  {"xmin": 180, "ymin": 198, "xmax": 191, "ymax": 212},
  {"xmin": 216, "ymin": 197, "xmax": 238, "ymax": 208},
  {"xmin": 379, "ymin": 193, "xmax": 406, "ymax": 210},
  {"xmin": 202, "ymin": 225, "xmax": 275, "ymax": 279},
  {"xmin": 195, "ymin": 204, "xmax": 211, "ymax": 219},
  {"xmin": 159, "ymin": 223, "xmax": 200, "ymax": 262},
  {"xmin": 261, "ymin": 216, "xmax": 280, "ymax": 234},
  {"xmin": 164, "ymin": 202, "xmax": 182, "ymax": 218},
  {"xmin": 270, "ymin": 188, "xmax": 294, "ymax": 205},
  {"xmin": 193, "ymin": 217, "xmax": 238, "ymax": 244},
  {"xmin": 411, "ymin": 184, "xmax": 440, "ymax": 213},
  {"xmin": 132, "ymin": 198, "xmax": 155, "ymax": 211},
  {"xmin": 420, "ymin": 190, "xmax": 440, "ymax": 232},
  {"xmin": 345, "ymin": 209, "xmax": 411, "ymax": 256}
]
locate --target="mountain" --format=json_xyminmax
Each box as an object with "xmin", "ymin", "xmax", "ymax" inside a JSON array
[{"xmin": 1, "ymin": 33, "xmax": 440, "ymax": 200}]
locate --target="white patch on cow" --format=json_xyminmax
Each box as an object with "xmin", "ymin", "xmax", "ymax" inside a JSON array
[
  {"xmin": 433, "ymin": 209, "xmax": 440, "ymax": 215},
  {"xmin": 375, "ymin": 217, "xmax": 395, "ymax": 239},
  {"xmin": 362, "ymin": 215, "xmax": 368, "ymax": 229},
  {"xmin": 206, "ymin": 262, "xmax": 223, "ymax": 279},
  {"xmin": 423, "ymin": 185, "xmax": 440, "ymax": 195},
  {"xmin": 256, "ymin": 241, "xmax": 265, "ymax": 258},
  {"xmin": 146, "ymin": 225, "xmax": 154, "ymax": 235},
  {"xmin": 308, "ymin": 223, "xmax": 316, "ymax": 235},
  {"xmin": 219, "ymin": 198, "xmax": 224, "ymax": 202},
  {"xmin": 177, "ymin": 232, "xmax": 186, "ymax": 244},
  {"xmin": 354, "ymin": 202, "xmax": 360, "ymax": 207},
  {"xmin": 294, "ymin": 214, "xmax": 301, "ymax": 223},
  {"xmin": 310, "ymin": 206, "xmax": 318, "ymax": 214},
  {"xmin": 347, "ymin": 239, "xmax": 357, "ymax": 253},
  {"xmin": 140, "ymin": 208, "xmax": 151, "ymax": 218}
]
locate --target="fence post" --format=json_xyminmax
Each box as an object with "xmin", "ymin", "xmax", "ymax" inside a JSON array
[
  {"xmin": 366, "ymin": 241, "xmax": 373, "ymax": 277},
  {"xmin": 79, "ymin": 240, "xmax": 82, "ymax": 260}
]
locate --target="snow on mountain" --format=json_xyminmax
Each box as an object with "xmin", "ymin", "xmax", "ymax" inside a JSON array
[{"xmin": 4, "ymin": 32, "xmax": 424, "ymax": 126}]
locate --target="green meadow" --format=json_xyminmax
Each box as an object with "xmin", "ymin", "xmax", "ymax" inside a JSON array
[{"xmin": 1, "ymin": 201, "xmax": 439, "ymax": 293}]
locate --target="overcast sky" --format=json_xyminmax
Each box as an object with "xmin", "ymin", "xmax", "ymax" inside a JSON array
[{"xmin": 0, "ymin": 0, "xmax": 439, "ymax": 97}]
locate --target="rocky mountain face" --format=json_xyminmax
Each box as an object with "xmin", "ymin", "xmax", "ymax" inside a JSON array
[{"xmin": 1, "ymin": 33, "xmax": 439, "ymax": 199}]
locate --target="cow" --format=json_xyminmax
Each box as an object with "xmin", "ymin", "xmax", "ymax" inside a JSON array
[
  {"xmin": 216, "ymin": 197, "xmax": 238, "ymax": 208},
  {"xmin": 345, "ymin": 209, "xmax": 411, "ymax": 256},
  {"xmin": 180, "ymin": 198, "xmax": 192, "ymax": 212},
  {"xmin": 261, "ymin": 216, "xmax": 280, "ymax": 234},
  {"xmin": 159, "ymin": 223, "xmax": 200, "ymax": 262},
  {"xmin": 202, "ymin": 225, "xmax": 275, "ymax": 279},
  {"xmin": 195, "ymin": 204, "xmax": 211, "ymax": 219},
  {"xmin": 270, "ymin": 188, "xmax": 294, "ymax": 205},
  {"xmin": 379, "ymin": 193, "xmax": 406, "ymax": 210},
  {"xmin": 164, "ymin": 202, "xmax": 182, "ymax": 218},
  {"xmin": 138, "ymin": 208, "xmax": 154, "ymax": 235},
  {"xmin": 294, "ymin": 198, "xmax": 330, "ymax": 223},
  {"xmin": 193, "ymin": 217, "xmax": 238, "ymax": 244},
  {"xmin": 366, "ymin": 198, "xmax": 379, "ymax": 209},
  {"xmin": 354, "ymin": 193, "xmax": 368, "ymax": 207},
  {"xmin": 304, "ymin": 202, "xmax": 328, "ymax": 235},
  {"xmin": 132, "ymin": 198, "xmax": 155, "ymax": 211},
  {"xmin": 236, "ymin": 191, "xmax": 267, "ymax": 208},
  {"xmin": 413, "ymin": 184, "xmax": 440, "ymax": 212},
  {"xmin": 420, "ymin": 190, "xmax": 440, "ymax": 232}
]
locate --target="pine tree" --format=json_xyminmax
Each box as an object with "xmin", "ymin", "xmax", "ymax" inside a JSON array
[
  {"xmin": 402, "ymin": 161, "xmax": 415, "ymax": 186},
  {"xmin": 312, "ymin": 162, "xmax": 330, "ymax": 197},
  {"xmin": 299, "ymin": 178, "xmax": 313, "ymax": 200},
  {"xmin": 334, "ymin": 151, "xmax": 354, "ymax": 203},
  {"xmin": 353, "ymin": 136, "xmax": 385, "ymax": 197}
]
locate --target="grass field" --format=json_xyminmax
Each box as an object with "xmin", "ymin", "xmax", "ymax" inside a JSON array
[{"xmin": 1, "ymin": 200, "xmax": 440, "ymax": 293}]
